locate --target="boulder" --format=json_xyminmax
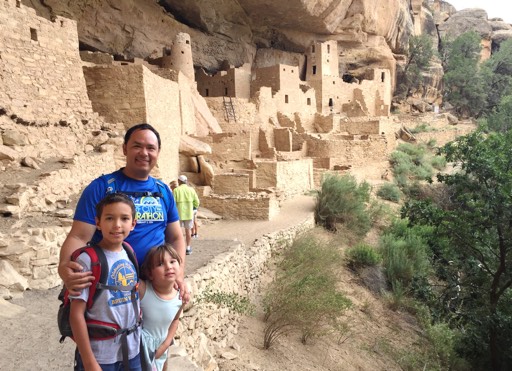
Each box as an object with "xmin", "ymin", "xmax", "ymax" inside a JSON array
[
  {"xmin": 0, "ymin": 298, "xmax": 26, "ymax": 318},
  {"xmin": 0, "ymin": 145, "xmax": 19, "ymax": 161},
  {"xmin": 492, "ymin": 30, "xmax": 512, "ymax": 48},
  {"xmin": 438, "ymin": 8, "xmax": 492, "ymax": 41},
  {"xmin": 0, "ymin": 260, "xmax": 29, "ymax": 292},
  {"xmin": 2, "ymin": 129, "xmax": 27, "ymax": 146},
  {"xmin": 489, "ymin": 20, "xmax": 512, "ymax": 32},
  {"xmin": 21, "ymin": 157, "xmax": 40, "ymax": 169},
  {"xmin": 198, "ymin": 155, "xmax": 214, "ymax": 186},
  {"xmin": 179, "ymin": 136, "xmax": 212, "ymax": 156}
]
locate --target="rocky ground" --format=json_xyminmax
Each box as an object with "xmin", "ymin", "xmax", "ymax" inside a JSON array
[
  {"xmin": 0, "ymin": 112, "xmax": 474, "ymax": 370},
  {"xmin": 0, "ymin": 193, "xmax": 426, "ymax": 371}
]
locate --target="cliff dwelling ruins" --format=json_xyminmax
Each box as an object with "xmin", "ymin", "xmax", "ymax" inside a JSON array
[{"xmin": 0, "ymin": 0, "xmax": 406, "ymax": 290}]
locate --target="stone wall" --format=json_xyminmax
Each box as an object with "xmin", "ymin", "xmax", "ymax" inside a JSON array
[
  {"xmin": 204, "ymin": 132, "xmax": 252, "ymax": 164},
  {"xmin": 83, "ymin": 65, "xmax": 147, "ymax": 126},
  {"xmin": 83, "ymin": 64, "xmax": 185, "ymax": 181},
  {"xmin": 307, "ymin": 135, "xmax": 392, "ymax": 168},
  {"xmin": 144, "ymin": 68, "xmax": 183, "ymax": 180},
  {"xmin": 200, "ymin": 193, "xmax": 280, "ymax": 220},
  {"xmin": 250, "ymin": 65, "xmax": 317, "ymax": 117},
  {"xmin": 254, "ymin": 159, "xmax": 313, "ymax": 197},
  {"xmin": 340, "ymin": 119, "xmax": 381, "ymax": 135},
  {"xmin": 0, "ymin": 0, "xmax": 93, "ymax": 122},
  {"xmin": 180, "ymin": 213, "xmax": 315, "ymax": 369},
  {"xmin": 0, "ymin": 145, "xmax": 118, "ymax": 289},
  {"xmin": 196, "ymin": 64, "xmax": 251, "ymax": 99},
  {"xmin": 177, "ymin": 72, "xmax": 198, "ymax": 137},
  {"xmin": 212, "ymin": 173, "xmax": 250, "ymax": 195}
]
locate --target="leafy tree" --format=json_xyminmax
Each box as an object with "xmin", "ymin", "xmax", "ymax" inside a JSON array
[
  {"xmin": 481, "ymin": 39, "xmax": 512, "ymax": 114},
  {"xmin": 403, "ymin": 129, "xmax": 512, "ymax": 369},
  {"xmin": 397, "ymin": 35, "xmax": 434, "ymax": 99},
  {"xmin": 442, "ymin": 32, "xmax": 486, "ymax": 117},
  {"xmin": 484, "ymin": 95, "xmax": 512, "ymax": 133}
]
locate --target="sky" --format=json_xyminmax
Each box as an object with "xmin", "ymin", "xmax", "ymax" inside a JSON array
[{"xmin": 446, "ymin": 0, "xmax": 512, "ymax": 24}]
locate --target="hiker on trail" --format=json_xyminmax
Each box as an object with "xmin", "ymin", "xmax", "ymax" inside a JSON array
[
  {"xmin": 58, "ymin": 123, "xmax": 189, "ymax": 303},
  {"xmin": 139, "ymin": 244, "xmax": 185, "ymax": 371},
  {"xmin": 172, "ymin": 175, "xmax": 200, "ymax": 255},
  {"xmin": 70, "ymin": 193, "xmax": 141, "ymax": 371},
  {"xmin": 169, "ymin": 180, "xmax": 178, "ymax": 192},
  {"xmin": 191, "ymin": 205, "xmax": 199, "ymax": 239}
]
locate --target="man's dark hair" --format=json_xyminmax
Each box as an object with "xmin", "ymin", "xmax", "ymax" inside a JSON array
[
  {"xmin": 124, "ymin": 123, "xmax": 161, "ymax": 149},
  {"xmin": 96, "ymin": 193, "xmax": 136, "ymax": 219}
]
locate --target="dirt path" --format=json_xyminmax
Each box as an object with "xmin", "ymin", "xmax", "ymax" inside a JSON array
[{"xmin": 0, "ymin": 194, "xmax": 316, "ymax": 371}]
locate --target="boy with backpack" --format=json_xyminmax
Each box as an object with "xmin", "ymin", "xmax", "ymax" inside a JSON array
[{"xmin": 69, "ymin": 193, "xmax": 142, "ymax": 371}]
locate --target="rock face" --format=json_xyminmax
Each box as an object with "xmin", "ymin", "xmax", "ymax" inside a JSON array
[
  {"xmin": 438, "ymin": 8, "xmax": 494, "ymax": 60},
  {"xmin": 22, "ymin": 0, "xmax": 413, "ymax": 77},
  {"xmin": 438, "ymin": 8, "xmax": 492, "ymax": 40}
]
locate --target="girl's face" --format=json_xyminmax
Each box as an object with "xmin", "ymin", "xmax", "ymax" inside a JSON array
[
  {"xmin": 95, "ymin": 202, "xmax": 136, "ymax": 246},
  {"xmin": 149, "ymin": 251, "xmax": 180, "ymax": 284}
]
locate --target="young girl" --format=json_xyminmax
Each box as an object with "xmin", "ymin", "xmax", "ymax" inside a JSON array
[{"xmin": 139, "ymin": 244, "xmax": 185, "ymax": 371}]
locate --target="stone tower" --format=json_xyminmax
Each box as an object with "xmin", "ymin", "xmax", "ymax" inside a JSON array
[
  {"xmin": 161, "ymin": 32, "xmax": 194, "ymax": 81},
  {"xmin": 305, "ymin": 40, "xmax": 339, "ymax": 81}
]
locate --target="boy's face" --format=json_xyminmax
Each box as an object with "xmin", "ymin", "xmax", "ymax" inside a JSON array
[
  {"xmin": 95, "ymin": 202, "xmax": 136, "ymax": 246},
  {"xmin": 149, "ymin": 251, "xmax": 180, "ymax": 284}
]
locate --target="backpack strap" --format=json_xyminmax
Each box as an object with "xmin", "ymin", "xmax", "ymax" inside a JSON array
[
  {"xmin": 71, "ymin": 245, "xmax": 106, "ymax": 309},
  {"xmin": 102, "ymin": 173, "xmax": 118, "ymax": 195},
  {"xmin": 102, "ymin": 172, "xmax": 170, "ymax": 211},
  {"xmin": 155, "ymin": 179, "xmax": 170, "ymax": 211}
]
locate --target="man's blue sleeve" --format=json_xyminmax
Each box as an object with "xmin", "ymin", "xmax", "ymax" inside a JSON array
[{"xmin": 74, "ymin": 178, "xmax": 106, "ymax": 226}]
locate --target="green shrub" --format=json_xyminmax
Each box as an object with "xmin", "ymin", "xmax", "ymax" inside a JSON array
[
  {"xmin": 377, "ymin": 183, "xmax": 401, "ymax": 202},
  {"xmin": 410, "ymin": 123, "xmax": 435, "ymax": 134},
  {"xmin": 346, "ymin": 243, "xmax": 381, "ymax": 268},
  {"xmin": 426, "ymin": 138, "xmax": 437, "ymax": 148},
  {"xmin": 263, "ymin": 231, "xmax": 352, "ymax": 349},
  {"xmin": 315, "ymin": 174, "xmax": 372, "ymax": 236},
  {"xmin": 196, "ymin": 286, "xmax": 254, "ymax": 315},
  {"xmin": 431, "ymin": 155, "xmax": 447, "ymax": 170},
  {"xmin": 427, "ymin": 322, "xmax": 458, "ymax": 368},
  {"xmin": 379, "ymin": 220, "xmax": 430, "ymax": 288},
  {"xmin": 390, "ymin": 142, "xmax": 441, "ymax": 190}
]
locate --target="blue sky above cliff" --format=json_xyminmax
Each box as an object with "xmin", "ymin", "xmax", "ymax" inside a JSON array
[{"xmin": 447, "ymin": 0, "xmax": 512, "ymax": 23}]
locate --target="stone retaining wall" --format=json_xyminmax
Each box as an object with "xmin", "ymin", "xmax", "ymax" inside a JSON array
[{"xmin": 179, "ymin": 213, "xmax": 315, "ymax": 370}]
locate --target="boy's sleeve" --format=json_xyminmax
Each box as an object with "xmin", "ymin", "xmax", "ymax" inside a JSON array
[{"xmin": 68, "ymin": 253, "xmax": 92, "ymax": 302}]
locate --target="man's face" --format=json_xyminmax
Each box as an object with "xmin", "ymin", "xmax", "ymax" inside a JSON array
[{"xmin": 122, "ymin": 129, "xmax": 160, "ymax": 179}]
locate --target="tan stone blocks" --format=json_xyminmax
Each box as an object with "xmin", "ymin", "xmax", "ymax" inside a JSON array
[{"xmin": 212, "ymin": 173, "xmax": 250, "ymax": 195}]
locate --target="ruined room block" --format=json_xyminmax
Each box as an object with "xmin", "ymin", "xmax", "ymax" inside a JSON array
[
  {"xmin": 273, "ymin": 128, "xmax": 292, "ymax": 152},
  {"xmin": 213, "ymin": 173, "xmax": 250, "ymax": 195}
]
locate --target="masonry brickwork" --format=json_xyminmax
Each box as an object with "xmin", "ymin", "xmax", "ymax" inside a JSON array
[{"xmin": 0, "ymin": 0, "xmax": 94, "ymax": 123}]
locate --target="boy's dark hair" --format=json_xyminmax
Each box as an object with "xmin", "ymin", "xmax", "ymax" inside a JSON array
[
  {"xmin": 140, "ymin": 244, "xmax": 182, "ymax": 281},
  {"xmin": 124, "ymin": 123, "xmax": 161, "ymax": 149},
  {"xmin": 95, "ymin": 193, "xmax": 136, "ymax": 219}
]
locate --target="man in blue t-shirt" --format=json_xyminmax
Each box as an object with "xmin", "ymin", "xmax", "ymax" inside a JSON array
[{"xmin": 59, "ymin": 123, "xmax": 188, "ymax": 300}]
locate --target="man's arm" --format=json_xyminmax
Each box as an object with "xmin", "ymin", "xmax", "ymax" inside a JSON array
[
  {"xmin": 58, "ymin": 220, "xmax": 96, "ymax": 295},
  {"xmin": 165, "ymin": 220, "xmax": 186, "ymax": 265},
  {"xmin": 193, "ymin": 189, "xmax": 199, "ymax": 209},
  {"xmin": 165, "ymin": 220, "xmax": 190, "ymax": 303}
]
